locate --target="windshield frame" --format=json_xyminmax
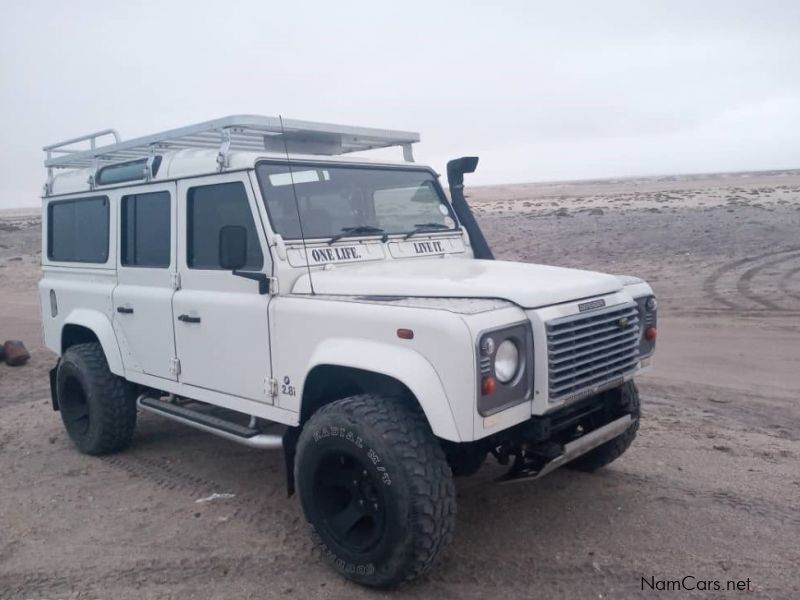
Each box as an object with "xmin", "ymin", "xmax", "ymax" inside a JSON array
[{"xmin": 254, "ymin": 159, "xmax": 460, "ymax": 242}]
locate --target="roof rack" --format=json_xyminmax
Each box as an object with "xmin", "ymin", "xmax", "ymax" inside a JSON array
[{"xmin": 43, "ymin": 114, "xmax": 420, "ymax": 181}]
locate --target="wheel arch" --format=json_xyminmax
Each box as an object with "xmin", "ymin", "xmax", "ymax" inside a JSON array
[
  {"xmin": 299, "ymin": 339, "xmax": 462, "ymax": 442},
  {"xmin": 61, "ymin": 309, "xmax": 124, "ymax": 376}
]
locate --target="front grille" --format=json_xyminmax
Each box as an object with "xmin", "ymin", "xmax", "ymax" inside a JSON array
[{"xmin": 546, "ymin": 302, "xmax": 640, "ymax": 400}]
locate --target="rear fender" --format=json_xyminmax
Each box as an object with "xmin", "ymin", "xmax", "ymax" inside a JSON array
[{"xmin": 62, "ymin": 309, "xmax": 124, "ymax": 376}]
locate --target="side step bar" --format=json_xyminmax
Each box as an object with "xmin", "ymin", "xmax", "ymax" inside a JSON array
[
  {"xmin": 499, "ymin": 414, "xmax": 632, "ymax": 484},
  {"xmin": 137, "ymin": 395, "xmax": 283, "ymax": 450}
]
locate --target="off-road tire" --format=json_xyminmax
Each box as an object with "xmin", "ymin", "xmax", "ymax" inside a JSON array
[
  {"xmin": 295, "ymin": 394, "xmax": 456, "ymax": 588},
  {"xmin": 567, "ymin": 381, "xmax": 640, "ymax": 472},
  {"xmin": 56, "ymin": 343, "xmax": 137, "ymax": 455}
]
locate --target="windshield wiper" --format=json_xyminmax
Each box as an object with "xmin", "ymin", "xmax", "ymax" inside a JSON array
[
  {"xmin": 328, "ymin": 225, "xmax": 386, "ymax": 245},
  {"xmin": 403, "ymin": 222, "xmax": 451, "ymax": 240}
]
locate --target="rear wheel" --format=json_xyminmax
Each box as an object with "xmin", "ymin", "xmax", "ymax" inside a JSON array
[
  {"xmin": 57, "ymin": 343, "xmax": 137, "ymax": 455},
  {"xmin": 295, "ymin": 394, "xmax": 456, "ymax": 588}
]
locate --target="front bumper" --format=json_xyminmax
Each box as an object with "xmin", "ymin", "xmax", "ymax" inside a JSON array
[
  {"xmin": 484, "ymin": 380, "xmax": 638, "ymax": 482},
  {"xmin": 499, "ymin": 414, "xmax": 632, "ymax": 483}
]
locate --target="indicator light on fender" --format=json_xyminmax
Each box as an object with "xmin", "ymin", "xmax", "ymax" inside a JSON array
[
  {"xmin": 397, "ymin": 328, "xmax": 414, "ymax": 340},
  {"xmin": 481, "ymin": 376, "xmax": 497, "ymax": 396},
  {"xmin": 644, "ymin": 326, "xmax": 657, "ymax": 342}
]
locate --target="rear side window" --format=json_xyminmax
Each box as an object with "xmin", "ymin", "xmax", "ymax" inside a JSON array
[
  {"xmin": 121, "ymin": 191, "xmax": 171, "ymax": 268},
  {"xmin": 47, "ymin": 196, "xmax": 109, "ymax": 263},
  {"xmin": 187, "ymin": 182, "xmax": 263, "ymax": 270}
]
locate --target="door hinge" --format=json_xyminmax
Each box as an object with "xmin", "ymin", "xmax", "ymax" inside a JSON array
[
  {"xmin": 265, "ymin": 376, "xmax": 278, "ymax": 399},
  {"xmin": 170, "ymin": 272, "xmax": 181, "ymax": 290},
  {"xmin": 268, "ymin": 277, "xmax": 279, "ymax": 295},
  {"xmin": 169, "ymin": 357, "xmax": 181, "ymax": 376}
]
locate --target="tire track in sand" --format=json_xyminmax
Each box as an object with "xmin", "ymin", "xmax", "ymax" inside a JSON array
[
  {"xmin": 736, "ymin": 251, "xmax": 800, "ymax": 310},
  {"xmin": 703, "ymin": 246, "xmax": 800, "ymax": 311},
  {"xmin": 0, "ymin": 554, "xmax": 296, "ymax": 599},
  {"xmin": 99, "ymin": 452, "xmax": 303, "ymax": 535},
  {"xmin": 778, "ymin": 264, "xmax": 800, "ymax": 301},
  {"xmin": 607, "ymin": 471, "xmax": 800, "ymax": 528}
]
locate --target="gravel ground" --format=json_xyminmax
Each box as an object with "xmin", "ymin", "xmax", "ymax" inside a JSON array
[{"xmin": 1, "ymin": 170, "xmax": 799, "ymax": 599}]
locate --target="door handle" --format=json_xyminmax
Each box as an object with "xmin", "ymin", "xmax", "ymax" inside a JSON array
[
  {"xmin": 177, "ymin": 314, "xmax": 201, "ymax": 324},
  {"xmin": 116, "ymin": 306, "xmax": 134, "ymax": 314}
]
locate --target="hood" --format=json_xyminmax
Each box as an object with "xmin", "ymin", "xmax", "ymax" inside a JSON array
[{"xmin": 292, "ymin": 258, "xmax": 623, "ymax": 309}]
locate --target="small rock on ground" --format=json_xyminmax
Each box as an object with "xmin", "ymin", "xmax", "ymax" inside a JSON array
[{"xmin": 3, "ymin": 340, "xmax": 30, "ymax": 366}]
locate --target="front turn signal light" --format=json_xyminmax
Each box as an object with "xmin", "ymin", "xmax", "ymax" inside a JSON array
[
  {"xmin": 644, "ymin": 326, "xmax": 657, "ymax": 342},
  {"xmin": 481, "ymin": 376, "xmax": 497, "ymax": 396}
]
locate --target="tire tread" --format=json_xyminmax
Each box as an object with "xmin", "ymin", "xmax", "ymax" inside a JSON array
[
  {"xmin": 299, "ymin": 394, "xmax": 456, "ymax": 587},
  {"xmin": 60, "ymin": 343, "xmax": 136, "ymax": 455}
]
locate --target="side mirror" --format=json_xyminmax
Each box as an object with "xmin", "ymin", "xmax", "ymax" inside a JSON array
[{"xmin": 219, "ymin": 225, "xmax": 248, "ymax": 270}]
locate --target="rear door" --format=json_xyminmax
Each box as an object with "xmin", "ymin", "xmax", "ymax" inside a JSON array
[
  {"xmin": 112, "ymin": 183, "xmax": 178, "ymax": 380},
  {"xmin": 172, "ymin": 172, "xmax": 273, "ymax": 402}
]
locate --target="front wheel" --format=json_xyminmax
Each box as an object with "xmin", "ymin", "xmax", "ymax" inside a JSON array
[
  {"xmin": 295, "ymin": 395, "xmax": 456, "ymax": 588},
  {"xmin": 567, "ymin": 381, "xmax": 640, "ymax": 472}
]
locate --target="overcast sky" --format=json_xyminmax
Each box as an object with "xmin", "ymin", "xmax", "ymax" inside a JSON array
[{"xmin": 1, "ymin": 0, "xmax": 799, "ymax": 208}]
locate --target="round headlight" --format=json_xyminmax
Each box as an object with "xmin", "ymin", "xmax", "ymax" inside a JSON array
[
  {"xmin": 494, "ymin": 339, "xmax": 520, "ymax": 383},
  {"xmin": 645, "ymin": 296, "xmax": 657, "ymax": 312}
]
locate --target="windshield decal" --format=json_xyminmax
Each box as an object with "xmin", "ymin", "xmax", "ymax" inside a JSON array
[
  {"xmin": 388, "ymin": 237, "xmax": 467, "ymax": 259},
  {"xmin": 412, "ymin": 240, "xmax": 445, "ymax": 254},
  {"xmin": 312, "ymin": 246, "xmax": 360, "ymax": 262},
  {"xmin": 287, "ymin": 242, "xmax": 385, "ymax": 267}
]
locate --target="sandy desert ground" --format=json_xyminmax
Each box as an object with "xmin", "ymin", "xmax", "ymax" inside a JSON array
[{"xmin": 1, "ymin": 170, "xmax": 799, "ymax": 599}]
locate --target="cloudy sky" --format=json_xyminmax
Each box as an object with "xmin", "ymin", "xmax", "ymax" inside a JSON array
[{"xmin": 1, "ymin": 0, "xmax": 799, "ymax": 208}]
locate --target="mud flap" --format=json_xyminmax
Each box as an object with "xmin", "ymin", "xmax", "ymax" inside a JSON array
[
  {"xmin": 283, "ymin": 426, "xmax": 300, "ymax": 497},
  {"xmin": 49, "ymin": 362, "xmax": 59, "ymax": 411}
]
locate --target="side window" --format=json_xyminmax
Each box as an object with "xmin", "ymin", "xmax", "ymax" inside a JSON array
[
  {"xmin": 187, "ymin": 182, "xmax": 264, "ymax": 270},
  {"xmin": 121, "ymin": 191, "xmax": 171, "ymax": 268},
  {"xmin": 47, "ymin": 196, "xmax": 109, "ymax": 263}
]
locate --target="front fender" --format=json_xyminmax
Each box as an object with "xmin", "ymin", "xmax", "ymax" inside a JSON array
[
  {"xmin": 306, "ymin": 338, "xmax": 462, "ymax": 442},
  {"xmin": 62, "ymin": 308, "xmax": 124, "ymax": 376},
  {"xmin": 616, "ymin": 274, "xmax": 655, "ymax": 299}
]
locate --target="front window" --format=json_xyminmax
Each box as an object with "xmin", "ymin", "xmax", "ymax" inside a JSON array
[{"xmin": 255, "ymin": 162, "xmax": 457, "ymax": 240}]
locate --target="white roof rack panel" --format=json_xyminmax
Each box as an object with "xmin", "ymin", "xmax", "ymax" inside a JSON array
[{"xmin": 43, "ymin": 114, "xmax": 420, "ymax": 170}]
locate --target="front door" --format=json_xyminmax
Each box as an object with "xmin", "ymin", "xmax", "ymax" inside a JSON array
[
  {"xmin": 113, "ymin": 183, "xmax": 178, "ymax": 380},
  {"xmin": 173, "ymin": 173, "xmax": 273, "ymax": 402}
]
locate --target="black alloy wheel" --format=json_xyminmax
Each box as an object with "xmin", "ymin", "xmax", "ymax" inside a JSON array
[{"xmin": 310, "ymin": 450, "xmax": 387, "ymax": 552}]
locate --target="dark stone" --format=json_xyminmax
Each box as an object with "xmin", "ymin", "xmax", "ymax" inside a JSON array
[{"xmin": 3, "ymin": 340, "xmax": 30, "ymax": 366}]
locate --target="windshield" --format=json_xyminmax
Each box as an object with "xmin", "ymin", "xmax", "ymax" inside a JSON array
[{"xmin": 255, "ymin": 162, "xmax": 457, "ymax": 240}]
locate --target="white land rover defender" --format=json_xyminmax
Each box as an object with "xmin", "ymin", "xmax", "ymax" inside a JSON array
[{"xmin": 40, "ymin": 115, "xmax": 657, "ymax": 587}]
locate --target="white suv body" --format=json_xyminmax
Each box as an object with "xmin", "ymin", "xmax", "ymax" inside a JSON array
[{"xmin": 40, "ymin": 116, "xmax": 656, "ymax": 587}]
